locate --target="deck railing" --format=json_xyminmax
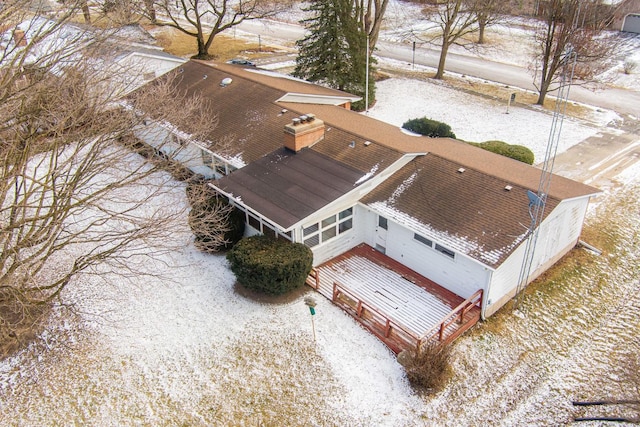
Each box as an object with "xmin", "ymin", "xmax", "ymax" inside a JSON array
[
  {"xmin": 332, "ymin": 281, "xmax": 421, "ymax": 352},
  {"xmin": 305, "ymin": 268, "xmax": 320, "ymax": 290},
  {"xmin": 418, "ymin": 289, "xmax": 483, "ymax": 349},
  {"xmin": 332, "ymin": 281, "xmax": 483, "ymax": 353}
]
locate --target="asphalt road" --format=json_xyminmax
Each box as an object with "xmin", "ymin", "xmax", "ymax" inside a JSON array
[{"xmin": 237, "ymin": 19, "xmax": 640, "ymax": 117}]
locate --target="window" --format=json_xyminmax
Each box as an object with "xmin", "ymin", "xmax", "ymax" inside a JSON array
[
  {"xmin": 435, "ymin": 244, "xmax": 455, "ymax": 259},
  {"xmin": 304, "ymin": 223, "xmax": 319, "ymax": 234},
  {"xmin": 378, "ymin": 216, "xmax": 388, "ymax": 230},
  {"xmin": 303, "ymin": 207, "xmax": 354, "ymax": 248},
  {"xmin": 201, "ymin": 149, "xmax": 213, "ymax": 168},
  {"xmin": 304, "ymin": 234, "xmax": 319, "ymax": 247},
  {"xmin": 414, "ymin": 233, "xmax": 432, "ymax": 247},
  {"xmin": 248, "ymin": 214, "xmax": 260, "ymax": 231},
  {"xmin": 339, "ymin": 218, "xmax": 352, "ymax": 233},
  {"xmin": 339, "ymin": 208, "xmax": 353, "ymax": 220}
]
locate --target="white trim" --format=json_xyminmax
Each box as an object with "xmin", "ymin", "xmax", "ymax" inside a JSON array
[{"xmin": 276, "ymin": 92, "xmax": 362, "ymax": 105}]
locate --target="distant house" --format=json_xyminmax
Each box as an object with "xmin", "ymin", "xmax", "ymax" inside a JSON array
[
  {"xmin": 134, "ymin": 60, "xmax": 600, "ymax": 351},
  {"xmin": 1, "ymin": 18, "xmax": 185, "ymax": 96},
  {"xmin": 607, "ymin": 0, "xmax": 640, "ymax": 32}
]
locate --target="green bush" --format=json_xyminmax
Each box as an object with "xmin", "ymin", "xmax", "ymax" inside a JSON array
[
  {"xmin": 226, "ymin": 235, "xmax": 313, "ymax": 295},
  {"xmin": 402, "ymin": 117, "xmax": 456, "ymax": 139},
  {"xmin": 471, "ymin": 140, "xmax": 535, "ymax": 165},
  {"xmin": 187, "ymin": 180, "xmax": 245, "ymax": 252}
]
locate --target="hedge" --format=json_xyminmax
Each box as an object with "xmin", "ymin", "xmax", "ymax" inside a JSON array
[
  {"xmin": 470, "ymin": 140, "xmax": 535, "ymax": 165},
  {"xmin": 187, "ymin": 179, "xmax": 245, "ymax": 252},
  {"xmin": 226, "ymin": 235, "xmax": 313, "ymax": 295},
  {"xmin": 402, "ymin": 117, "xmax": 456, "ymax": 139}
]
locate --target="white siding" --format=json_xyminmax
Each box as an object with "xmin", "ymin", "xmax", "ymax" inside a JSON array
[
  {"xmin": 133, "ymin": 124, "xmax": 216, "ymax": 178},
  {"xmin": 484, "ymin": 197, "xmax": 590, "ymax": 317},
  {"xmin": 309, "ymin": 205, "xmax": 372, "ymax": 265},
  {"xmin": 360, "ymin": 207, "xmax": 489, "ymax": 300}
]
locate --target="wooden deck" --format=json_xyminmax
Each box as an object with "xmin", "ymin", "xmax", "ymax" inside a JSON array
[{"xmin": 307, "ymin": 244, "xmax": 482, "ymax": 353}]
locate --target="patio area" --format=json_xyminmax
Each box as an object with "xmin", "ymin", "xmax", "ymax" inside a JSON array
[{"xmin": 307, "ymin": 244, "xmax": 482, "ymax": 353}]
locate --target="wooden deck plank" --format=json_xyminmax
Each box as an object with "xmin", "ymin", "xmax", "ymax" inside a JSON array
[{"xmin": 311, "ymin": 243, "xmax": 481, "ymax": 353}]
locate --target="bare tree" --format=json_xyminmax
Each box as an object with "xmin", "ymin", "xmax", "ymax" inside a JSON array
[
  {"xmin": 531, "ymin": 0, "xmax": 620, "ymax": 106},
  {"xmin": 140, "ymin": 0, "xmax": 290, "ymax": 59},
  {"xmin": 473, "ymin": 0, "xmax": 501, "ymax": 44},
  {"xmin": 418, "ymin": 0, "xmax": 479, "ymax": 79},
  {"xmin": 352, "ymin": 0, "xmax": 390, "ymax": 53},
  {"xmin": 0, "ymin": 3, "xmax": 213, "ymax": 356}
]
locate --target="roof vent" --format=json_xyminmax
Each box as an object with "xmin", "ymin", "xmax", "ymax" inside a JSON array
[
  {"xmin": 292, "ymin": 117, "xmax": 301, "ymax": 126},
  {"xmin": 203, "ymin": 74, "xmax": 208, "ymax": 79},
  {"xmin": 364, "ymin": 140, "xmax": 371, "ymax": 146},
  {"xmin": 281, "ymin": 109, "xmax": 288, "ymax": 114},
  {"xmin": 504, "ymin": 185, "xmax": 513, "ymax": 191},
  {"xmin": 457, "ymin": 167, "xmax": 465, "ymax": 173},
  {"xmin": 349, "ymin": 141, "xmax": 356, "ymax": 148},
  {"xmin": 220, "ymin": 77, "xmax": 233, "ymax": 87}
]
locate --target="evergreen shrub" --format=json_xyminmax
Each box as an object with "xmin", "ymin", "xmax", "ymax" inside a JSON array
[
  {"xmin": 472, "ymin": 140, "xmax": 535, "ymax": 165},
  {"xmin": 402, "ymin": 117, "xmax": 456, "ymax": 138},
  {"xmin": 226, "ymin": 235, "xmax": 313, "ymax": 295}
]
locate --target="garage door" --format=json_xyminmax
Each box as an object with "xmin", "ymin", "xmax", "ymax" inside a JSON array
[{"xmin": 622, "ymin": 13, "xmax": 640, "ymax": 33}]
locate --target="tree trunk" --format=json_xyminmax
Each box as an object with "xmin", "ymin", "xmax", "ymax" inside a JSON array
[
  {"xmin": 478, "ymin": 21, "xmax": 486, "ymax": 44},
  {"xmin": 435, "ymin": 41, "xmax": 449, "ymax": 79},
  {"xmin": 144, "ymin": 0, "xmax": 157, "ymax": 24},
  {"xmin": 81, "ymin": 0, "xmax": 91, "ymax": 23},
  {"xmin": 536, "ymin": 76, "xmax": 551, "ymax": 105}
]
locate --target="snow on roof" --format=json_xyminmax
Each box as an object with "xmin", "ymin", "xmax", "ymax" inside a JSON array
[{"xmin": 367, "ymin": 200, "xmax": 527, "ymax": 267}]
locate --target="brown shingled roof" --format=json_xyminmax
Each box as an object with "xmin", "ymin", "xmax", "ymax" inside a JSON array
[
  {"xmin": 157, "ymin": 61, "xmax": 403, "ymax": 173},
  {"xmin": 278, "ymin": 103, "xmax": 600, "ymax": 201},
  {"xmin": 214, "ymin": 147, "xmax": 367, "ymax": 229},
  {"xmin": 361, "ymin": 154, "xmax": 561, "ymax": 268}
]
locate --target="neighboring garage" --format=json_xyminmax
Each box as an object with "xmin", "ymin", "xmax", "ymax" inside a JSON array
[{"xmin": 623, "ymin": 13, "xmax": 640, "ymax": 32}]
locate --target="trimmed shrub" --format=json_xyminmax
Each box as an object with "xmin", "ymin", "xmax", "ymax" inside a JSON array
[
  {"xmin": 226, "ymin": 235, "xmax": 313, "ymax": 295},
  {"xmin": 402, "ymin": 117, "xmax": 456, "ymax": 139},
  {"xmin": 187, "ymin": 180, "xmax": 245, "ymax": 252},
  {"xmin": 397, "ymin": 343, "xmax": 452, "ymax": 392},
  {"xmin": 472, "ymin": 140, "xmax": 535, "ymax": 165}
]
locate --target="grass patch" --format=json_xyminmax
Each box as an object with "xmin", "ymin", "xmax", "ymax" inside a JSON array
[
  {"xmin": 149, "ymin": 27, "xmax": 267, "ymax": 60},
  {"xmin": 379, "ymin": 66, "xmax": 595, "ymax": 122}
]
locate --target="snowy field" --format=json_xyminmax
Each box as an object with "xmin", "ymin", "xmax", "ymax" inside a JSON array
[
  {"xmin": 1, "ymin": 152, "xmax": 638, "ymax": 426},
  {"xmin": 366, "ymin": 68, "xmax": 619, "ymax": 163},
  {"xmin": 2, "ymin": 2, "xmax": 640, "ymax": 426}
]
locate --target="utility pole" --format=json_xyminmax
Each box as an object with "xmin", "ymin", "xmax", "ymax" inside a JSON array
[{"xmin": 513, "ymin": 49, "xmax": 577, "ymax": 312}]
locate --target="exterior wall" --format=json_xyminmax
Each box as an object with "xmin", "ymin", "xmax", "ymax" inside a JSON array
[
  {"xmin": 133, "ymin": 123, "xmax": 229, "ymax": 178},
  {"xmin": 484, "ymin": 197, "xmax": 591, "ymax": 317},
  {"xmin": 309, "ymin": 204, "xmax": 371, "ymax": 265},
  {"xmin": 359, "ymin": 206, "xmax": 490, "ymax": 300}
]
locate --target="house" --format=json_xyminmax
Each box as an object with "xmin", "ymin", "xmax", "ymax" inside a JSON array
[
  {"xmin": 608, "ymin": 0, "xmax": 640, "ymax": 32},
  {"xmin": 1, "ymin": 18, "xmax": 184, "ymax": 96},
  {"xmin": 134, "ymin": 60, "xmax": 600, "ymax": 351}
]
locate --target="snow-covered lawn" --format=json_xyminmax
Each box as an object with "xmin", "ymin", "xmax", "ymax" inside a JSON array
[
  {"xmin": 1, "ymin": 2, "xmax": 640, "ymax": 425},
  {"xmin": 366, "ymin": 71, "xmax": 619, "ymax": 163},
  {"xmin": 1, "ymin": 157, "xmax": 638, "ymax": 426}
]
